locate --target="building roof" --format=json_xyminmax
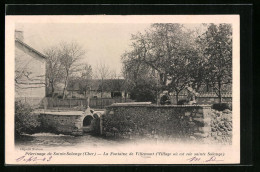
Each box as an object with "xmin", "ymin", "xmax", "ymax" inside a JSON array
[
  {"xmin": 67, "ymin": 79, "xmax": 126, "ymax": 92},
  {"xmin": 15, "ymin": 39, "xmax": 46, "ymax": 59}
]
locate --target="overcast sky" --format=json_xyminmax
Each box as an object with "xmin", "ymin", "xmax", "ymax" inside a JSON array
[
  {"xmin": 16, "ymin": 23, "xmax": 205, "ymax": 77},
  {"xmin": 16, "ymin": 23, "xmax": 152, "ymax": 76}
]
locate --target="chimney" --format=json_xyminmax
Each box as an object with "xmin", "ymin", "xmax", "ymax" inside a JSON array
[{"xmin": 15, "ymin": 30, "xmax": 24, "ymax": 41}]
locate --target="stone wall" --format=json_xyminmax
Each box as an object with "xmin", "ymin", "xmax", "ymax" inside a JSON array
[
  {"xmin": 102, "ymin": 104, "xmax": 212, "ymax": 141},
  {"xmin": 196, "ymin": 97, "xmax": 232, "ymax": 105},
  {"xmin": 210, "ymin": 109, "xmax": 232, "ymax": 144},
  {"xmin": 39, "ymin": 113, "xmax": 85, "ymax": 136}
]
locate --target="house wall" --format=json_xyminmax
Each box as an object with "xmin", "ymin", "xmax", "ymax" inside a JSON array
[
  {"xmin": 15, "ymin": 41, "xmax": 46, "ymax": 106},
  {"xmin": 86, "ymin": 91, "xmax": 129, "ymax": 98}
]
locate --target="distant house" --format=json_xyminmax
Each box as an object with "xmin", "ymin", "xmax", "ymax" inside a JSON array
[
  {"xmin": 15, "ymin": 30, "xmax": 46, "ymax": 106},
  {"xmin": 66, "ymin": 79, "xmax": 129, "ymax": 99}
]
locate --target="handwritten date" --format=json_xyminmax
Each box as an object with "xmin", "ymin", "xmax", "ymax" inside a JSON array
[{"xmin": 16, "ymin": 156, "xmax": 52, "ymax": 162}]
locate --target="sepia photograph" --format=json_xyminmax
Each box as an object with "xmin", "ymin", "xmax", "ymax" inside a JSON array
[{"xmin": 5, "ymin": 15, "xmax": 240, "ymax": 164}]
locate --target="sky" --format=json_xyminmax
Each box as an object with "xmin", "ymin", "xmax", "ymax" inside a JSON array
[
  {"xmin": 16, "ymin": 23, "xmax": 151, "ymax": 76},
  {"xmin": 16, "ymin": 23, "xmax": 204, "ymax": 77}
]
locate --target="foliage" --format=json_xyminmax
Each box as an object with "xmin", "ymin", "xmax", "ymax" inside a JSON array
[
  {"xmin": 212, "ymin": 103, "xmax": 231, "ymax": 111},
  {"xmin": 198, "ymin": 24, "xmax": 232, "ymax": 102},
  {"xmin": 160, "ymin": 94, "xmax": 171, "ymax": 105},
  {"xmin": 122, "ymin": 24, "xmax": 205, "ymax": 102},
  {"xmin": 15, "ymin": 101, "xmax": 41, "ymax": 136},
  {"xmin": 122, "ymin": 23, "xmax": 232, "ymax": 104},
  {"xmin": 177, "ymin": 99, "xmax": 187, "ymax": 105},
  {"xmin": 129, "ymin": 83, "xmax": 157, "ymax": 103}
]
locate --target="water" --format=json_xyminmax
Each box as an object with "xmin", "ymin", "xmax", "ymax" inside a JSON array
[{"xmin": 16, "ymin": 133, "xmax": 126, "ymax": 148}]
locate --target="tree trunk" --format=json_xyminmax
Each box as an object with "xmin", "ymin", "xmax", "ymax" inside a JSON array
[
  {"xmin": 62, "ymin": 75, "xmax": 68, "ymax": 99},
  {"xmin": 51, "ymin": 83, "xmax": 55, "ymax": 97},
  {"xmin": 218, "ymin": 81, "xmax": 222, "ymax": 103}
]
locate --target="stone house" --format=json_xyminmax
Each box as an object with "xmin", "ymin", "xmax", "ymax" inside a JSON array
[{"xmin": 15, "ymin": 30, "xmax": 46, "ymax": 106}]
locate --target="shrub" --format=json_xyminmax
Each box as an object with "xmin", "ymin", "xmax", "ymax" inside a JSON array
[
  {"xmin": 129, "ymin": 84, "xmax": 157, "ymax": 103},
  {"xmin": 177, "ymin": 99, "xmax": 187, "ymax": 105},
  {"xmin": 212, "ymin": 103, "xmax": 231, "ymax": 111},
  {"xmin": 15, "ymin": 101, "xmax": 41, "ymax": 136},
  {"xmin": 160, "ymin": 95, "xmax": 171, "ymax": 105}
]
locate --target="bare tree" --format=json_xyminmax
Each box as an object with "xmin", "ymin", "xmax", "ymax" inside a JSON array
[
  {"xmin": 59, "ymin": 42, "xmax": 86, "ymax": 99},
  {"xmin": 77, "ymin": 63, "xmax": 93, "ymax": 97},
  {"xmin": 94, "ymin": 62, "xmax": 111, "ymax": 107},
  {"xmin": 44, "ymin": 46, "xmax": 64, "ymax": 97}
]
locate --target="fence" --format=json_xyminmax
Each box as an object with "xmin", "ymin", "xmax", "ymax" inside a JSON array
[
  {"xmin": 15, "ymin": 97, "xmax": 44, "ymax": 108},
  {"xmin": 44, "ymin": 97, "xmax": 134, "ymax": 109},
  {"xmin": 169, "ymin": 92, "xmax": 232, "ymax": 105}
]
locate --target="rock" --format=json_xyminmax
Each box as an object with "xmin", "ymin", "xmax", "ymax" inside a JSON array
[
  {"xmin": 212, "ymin": 128, "xmax": 217, "ymax": 132},
  {"xmin": 211, "ymin": 132, "xmax": 217, "ymax": 136},
  {"xmin": 217, "ymin": 131, "xmax": 222, "ymax": 136},
  {"xmin": 223, "ymin": 109, "xmax": 231, "ymax": 114},
  {"xmin": 224, "ymin": 121, "xmax": 229, "ymax": 127},
  {"xmin": 190, "ymin": 136, "xmax": 196, "ymax": 140}
]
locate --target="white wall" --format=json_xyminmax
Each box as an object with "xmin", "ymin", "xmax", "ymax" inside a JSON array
[{"xmin": 15, "ymin": 41, "xmax": 46, "ymax": 98}]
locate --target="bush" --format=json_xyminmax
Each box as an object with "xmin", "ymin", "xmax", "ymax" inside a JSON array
[
  {"xmin": 212, "ymin": 103, "xmax": 231, "ymax": 111},
  {"xmin": 15, "ymin": 101, "xmax": 41, "ymax": 136},
  {"xmin": 177, "ymin": 99, "xmax": 187, "ymax": 105},
  {"xmin": 129, "ymin": 84, "xmax": 157, "ymax": 103},
  {"xmin": 160, "ymin": 95, "xmax": 171, "ymax": 105}
]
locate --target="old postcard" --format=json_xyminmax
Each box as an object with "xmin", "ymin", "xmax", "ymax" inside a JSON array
[{"xmin": 5, "ymin": 15, "xmax": 240, "ymax": 164}]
